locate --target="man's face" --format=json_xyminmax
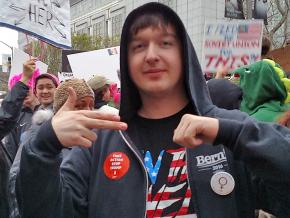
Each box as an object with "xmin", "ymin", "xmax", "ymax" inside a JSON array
[
  {"xmin": 128, "ymin": 24, "xmax": 184, "ymax": 98},
  {"xmin": 75, "ymin": 96, "xmax": 94, "ymax": 111},
  {"xmin": 35, "ymin": 78, "xmax": 56, "ymax": 107}
]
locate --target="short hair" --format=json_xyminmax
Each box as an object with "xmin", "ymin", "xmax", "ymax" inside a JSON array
[
  {"xmin": 128, "ymin": 11, "xmax": 182, "ymax": 43},
  {"xmin": 34, "ymin": 73, "xmax": 59, "ymax": 91},
  {"xmin": 261, "ymin": 36, "xmax": 271, "ymax": 56}
]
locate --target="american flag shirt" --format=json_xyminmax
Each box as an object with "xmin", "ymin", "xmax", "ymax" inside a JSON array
[{"xmin": 127, "ymin": 104, "xmax": 196, "ymax": 218}]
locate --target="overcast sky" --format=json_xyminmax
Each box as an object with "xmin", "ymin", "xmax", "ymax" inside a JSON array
[{"xmin": 0, "ymin": 27, "xmax": 18, "ymax": 64}]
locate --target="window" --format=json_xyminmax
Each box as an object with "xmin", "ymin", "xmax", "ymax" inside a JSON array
[
  {"xmin": 76, "ymin": 23, "xmax": 89, "ymax": 35},
  {"xmin": 111, "ymin": 13, "xmax": 122, "ymax": 37},
  {"xmin": 92, "ymin": 17, "xmax": 105, "ymax": 37}
]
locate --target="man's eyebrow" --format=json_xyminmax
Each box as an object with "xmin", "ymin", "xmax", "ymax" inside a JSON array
[{"xmin": 130, "ymin": 32, "xmax": 177, "ymax": 41}]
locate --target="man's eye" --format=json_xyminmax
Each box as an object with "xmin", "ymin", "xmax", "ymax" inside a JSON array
[
  {"xmin": 162, "ymin": 41, "xmax": 172, "ymax": 46},
  {"xmin": 134, "ymin": 44, "xmax": 144, "ymax": 50}
]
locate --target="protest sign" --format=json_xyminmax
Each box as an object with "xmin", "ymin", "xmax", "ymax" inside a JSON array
[
  {"xmin": 9, "ymin": 47, "xmax": 48, "ymax": 83},
  {"xmin": 68, "ymin": 46, "xmax": 120, "ymax": 87},
  {"xmin": 202, "ymin": 20, "xmax": 263, "ymax": 73},
  {"xmin": 0, "ymin": 0, "xmax": 71, "ymax": 49},
  {"xmin": 58, "ymin": 72, "xmax": 74, "ymax": 82}
]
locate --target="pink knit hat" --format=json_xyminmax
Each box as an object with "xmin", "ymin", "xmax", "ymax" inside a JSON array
[{"xmin": 8, "ymin": 68, "xmax": 40, "ymax": 90}]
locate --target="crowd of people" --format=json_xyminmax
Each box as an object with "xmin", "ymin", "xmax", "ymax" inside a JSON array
[{"xmin": 0, "ymin": 2, "xmax": 289, "ymax": 218}]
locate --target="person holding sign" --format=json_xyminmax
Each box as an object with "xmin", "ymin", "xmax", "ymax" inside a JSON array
[
  {"xmin": 0, "ymin": 59, "xmax": 36, "ymax": 218},
  {"xmin": 16, "ymin": 3, "xmax": 290, "ymax": 218}
]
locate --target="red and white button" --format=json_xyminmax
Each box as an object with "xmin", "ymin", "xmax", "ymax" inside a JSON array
[{"xmin": 103, "ymin": 152, "xmax": 130, "ymax": 180}]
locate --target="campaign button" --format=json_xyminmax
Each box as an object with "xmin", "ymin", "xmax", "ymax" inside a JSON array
[
  {"xmin": 210, "ymin": 171, "xmax": 235, "ymax": 195},
  {"xmin": 103, "ymin": 152, "xmax": 130, "ymax": 180}
]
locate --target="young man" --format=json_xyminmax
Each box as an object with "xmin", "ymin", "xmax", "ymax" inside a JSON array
[
  {"xmin": 34, "ymin": 73, "xmax": 59, "ymax": 110},
  {"xmin": 17, "ymin": 3, "xmax": 290, "ymax": 218},
  {"xmin": 87, "ymin": 75, "xmax": 119, "ymax": 114}
]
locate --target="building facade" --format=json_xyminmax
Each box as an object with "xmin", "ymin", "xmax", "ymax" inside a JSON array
[{"xmin": 70, "ymin": 0, "xmax": 227, "ymax": 61}]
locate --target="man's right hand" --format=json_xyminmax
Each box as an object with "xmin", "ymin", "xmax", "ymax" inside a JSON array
[
  {"xmin": 20, "ymin": 58, "xmax": 37, "ymax": 84},
  {"xmin": 52, "ymin": 87, "xmax": 128, "ymax": 148}
]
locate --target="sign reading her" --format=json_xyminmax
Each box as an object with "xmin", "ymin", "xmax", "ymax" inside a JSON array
[{"xmin": 0, "ymin": 0, "xmax": 71, "ymax": 49}]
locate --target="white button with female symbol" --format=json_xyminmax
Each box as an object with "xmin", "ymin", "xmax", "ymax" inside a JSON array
[{"xmin": 210, "ymin": 171, "xmax": 235, "ymax": 195}]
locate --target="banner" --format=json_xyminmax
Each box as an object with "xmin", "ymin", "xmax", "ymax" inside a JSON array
[
  {"xmin": 225, "ymin": 0, "xmax": 244, "ymax": 19},
  {"xmin": 202, "ymin": 20, "xmax": 263, "ymax": 73},
  {"xmin": 0, "ymin": 0, "xmax": 71, "ymax": 49},
  {"xmin": 67, "ymin": 46, "xmax": 120, "ymax": 87},
  {"xmin": 58, "ymin": 72, "xmax": 74, "ymax": 82}
]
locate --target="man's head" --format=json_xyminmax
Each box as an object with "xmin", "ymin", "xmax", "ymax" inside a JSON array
[
  {"xmin": 34, "ymin": 74, "xmax": 59, "ymax": 108},
  {"xmin": 87, "ymin": 75, "xmax": 111, "ymax": 105},
  {"xmin": 119, "ymin": 3, "xmax": 211, "ymax": 122},
  {"xmin": 53, "ymin": 79, "xmax": 94, "ymax": 113},
  {"xmin": 126, "ymin": 9, "xmax": 185, "ymax": 99},
  {"xmin": 261, "ymin": 35, "xmax": 271, "ymax": 57}
]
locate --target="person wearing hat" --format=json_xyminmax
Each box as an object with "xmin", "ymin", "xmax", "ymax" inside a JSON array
[
  {"xmin": 34, "ymin": 73, "xmax": 59, "ymax": 111},
  {"xmin": 87, "ymin": 75, "xmax": 119, "ymax": 114},
  {"xmin": 8, "ymin": 78, "xmax": 95, "ymax": 218}
]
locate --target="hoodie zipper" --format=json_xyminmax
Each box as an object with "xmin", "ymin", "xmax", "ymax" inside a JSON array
[
  {"xmin": 119, "ymin": 130, "xmax": 149, "ymax": 218},
  {"xmin": 185, "ymin": 149, "xmax": 200, "ymax": 218}
]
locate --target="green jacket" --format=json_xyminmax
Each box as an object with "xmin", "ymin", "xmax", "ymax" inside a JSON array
[{"xmin": 233, "ymin": 60, "xmax": 290, "ymax": 122}]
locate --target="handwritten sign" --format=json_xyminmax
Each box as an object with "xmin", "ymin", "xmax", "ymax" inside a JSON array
[
  {"xmin": 202, "ymin": 20, "xmax": 263, "ymax": 73},
  {"xmin": 0, "ymin": 0, "xmax": 71, "ymax": 49},
  {"xmin": 58, "ymin": 72, "xmax": 74, "ymax": 82},
  {"xmin": 68, "ymin": 46, "xmax": 120, "ymax": 87}
]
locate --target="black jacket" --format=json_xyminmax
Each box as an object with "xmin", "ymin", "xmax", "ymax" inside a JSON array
[{"xmin": 0, "ymin": 81, "xmax": 28, "ymax": 218}]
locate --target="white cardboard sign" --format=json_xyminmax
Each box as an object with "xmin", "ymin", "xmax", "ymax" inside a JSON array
[
  {"xmin": 9, "ymin": 47, "xmax": 48, "ymax": 82},
  {"xmin": 68, "ymin": 46, "xmax": 120, "ymax": 87},
  {"xmin": 202, "ymin": 20, "xmax": 263, "ymax": 73},
  {"xmin": 0, "ymin": 0, "xmax": 71, "ymax": 49}
]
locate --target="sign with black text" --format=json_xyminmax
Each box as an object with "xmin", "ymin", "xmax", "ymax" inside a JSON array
[
  {"xmin": 0, "ymin": 0, "xmax": 71, "ymax": 49},
  {"xmin": 202, "ymin": 20, "xmax": 263, "ymax": 73}
]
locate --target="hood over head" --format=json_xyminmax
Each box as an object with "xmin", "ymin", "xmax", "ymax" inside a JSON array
[
  {"xmin": 233, "ymin": 60, "xmax": 290, "ymax": 122},
  {"xmin": 119, "ymin": 2, "xmax": 213, "ymax": 122}
]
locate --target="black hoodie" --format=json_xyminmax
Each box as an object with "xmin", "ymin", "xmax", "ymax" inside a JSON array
[{"xmin": 17, "ymin": 3, "xmax": 290, "ymax": 218}]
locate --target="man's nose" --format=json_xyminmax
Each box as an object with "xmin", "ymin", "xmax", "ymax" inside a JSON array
[
  {"xmin": 145, "ymin": 43, "xmax": 159, "ymax": 64},
  {"xmin": 42, "ymin": 88, "xmax": 49, "ymax": 93}
]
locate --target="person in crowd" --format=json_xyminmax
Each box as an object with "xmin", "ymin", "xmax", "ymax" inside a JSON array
[
  {"xmin": 87, "ymin": 75, "xmax": 119, "ymax": 114},
  {"xmin": 8, "ymin": 78, "xmax": 94, "ymax": 218},
  {"xmin": 261, "ymin": 35, "xmax": 271, "ymax": 58},
  {"xmin": 53, "ymin": 79, "xmax": 94, "ymax": 113},
  {"xmin": 17, "ymin": 3, "xmax": 290, "ymax": 218},
  {"xmin": 207, "ymin": 78, "xmax": 243, "ymax": 110},
  {"xmin": 0, "ymin": 60, "xmax": 34, "ymax": 218},
  {"xmin": 34, "ymin": 73, "xmax": 59, "ymax": 110},
  {"xmin": 233, "ymin": 59, "xmax": 290, "ymax": 122},
  {"xmin": 2, "ymin": 59, "xmax": 40, "ymax": 165}
]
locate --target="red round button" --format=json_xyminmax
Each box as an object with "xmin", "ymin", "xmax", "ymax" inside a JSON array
[{"xmin": 103, "ymin": 152, "xmax": 130, "ymax": 180}]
